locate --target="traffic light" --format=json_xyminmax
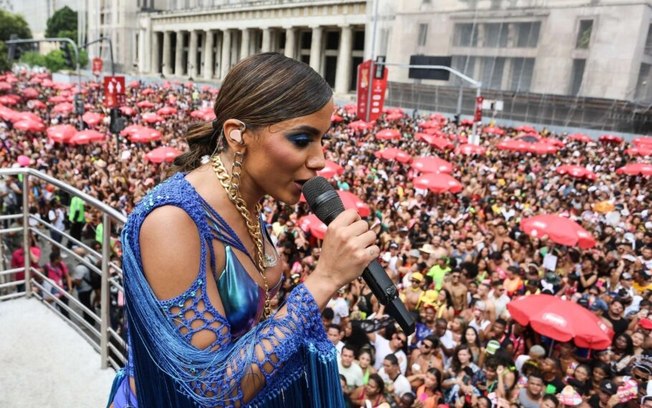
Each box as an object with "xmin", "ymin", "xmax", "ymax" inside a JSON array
[
  {"xmin": 74, "ymin": 94, "xmax": 84, "ymax": 116},
  {"xmin": 109, "ymin": 108, "xmax": 126, "ymax": 134},
  {"xmin": 7, "ymin": 34, "xmax": 20, "ymax": 61},
  {"xmin": 60, "ymin": 42, "xmax": 74, "ymax": 67}
]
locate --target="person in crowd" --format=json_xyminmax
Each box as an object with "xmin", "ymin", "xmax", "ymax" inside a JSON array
[
  {"xmin": 379, "ymin": 353, "xmax": 412, "ymax": 404},
  {"xmin": 106, "ymin": 53, "xmax": 379, "ymax": 407},
  {"xmin": 339, "ymin": 344, "xmax": 365, "ymax": 390},
  {"xmin": 518, "ymin": 369, "xmax": 545, "ymax": 408},
  {"xmin": 351, "ymin": 373, "xmax": 389, "ymax": 408}
]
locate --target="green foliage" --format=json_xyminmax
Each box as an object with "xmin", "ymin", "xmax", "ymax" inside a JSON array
[
  {"xmin": 19, "ymin": 51, "xmax": 46, "ymax": 67},
  {"xmin": 44, "ymin": 49, "xmax": 67, "ymax": 72},
  {"xmin": 45, "ymin": 6, "xmax": 77, "ymax": 41},
  {"xmin": 0, "ymin": 9, "xmax": 32, "ymax": 42},
  {"xmin": 78, "ymin": 48, "xmax": 88, "ymax": 68},
  {"xmin": 0, "ymin": 42, "xmax": 10, "ymax": 72}
]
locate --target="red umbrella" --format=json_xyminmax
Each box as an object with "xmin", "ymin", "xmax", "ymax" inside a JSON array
[
  {"xmin": 27, "ymin": 100, "xmax": 46, "ymax": 110},
  {"xmin": 0, "ymin": 105, "xmax": 17, "ymax": 121},
  {"xmin": 348, "ymin": 120, "xmax": 373, "ymax": 132},
  {"xmin": 497, "ymin": 139, "xmax": 531, "ymax": 153},
  {"xmin": 0, "ymin": 82, "xmax": 11, "ymax": 91},
  {"xmin": 516, "ymin": 125, "xmax": 537, "ymax": 133},
  {"xmin": 521, "ymin": 214, "xmax": 596, "ymax": 249},
  {"xmin": 82, "ymin": 112, "xmax": 104, "ymax": 127},
  {"xmin": 625, "ymin": 146, "xmax": 652, "ymax": 157},
  {"xmin": 507, "ymin": 294, "xmax": 613, "ymax": 349},
  {"xmin": 528, "ymin": 142, "xmax": 559, "ymax": 155},
  {"xmin": 146, "ymin": 146, "xmax": 182, "ymax": 163},
  {"xmin": 47, "ymin": 124, "xmax": 77, "ymax": 143},
  {"xmin": 126, "ymin": 126, "xmax": 162, "ymax": 143},
  {"xmin": 120, "ymin": 106, "xmax": 136, "ymax": 116},
  {"xmin": 13, "ymin": 120, "xmax": 45, "ymax": 133},
  {"xmin": 22, "ymin": 88, "xmax": 39, "ymax": 99},
  {"xmin": 129, "ymin": 80, "xmax": 140, "ymax": 89},
  {"xmin": 556, "ymin": 165, "xmax": 597, "ymax": 180},
  {"xmin": 70, "ymin": 130, "xmax": 106, "ymax": 145},
  {"xmin": 17, "ymin": 155, "xmax": 31, "ymax": 166},
  {"xmin": 460, "ymin": 119, "xmax": 475, "ymax": 127},
  {"xmin": 422, "ymin": 135, "xmax": 453, "ymax": 151},
  {"xmin": 411, "ymin": 156, "xmax": 453, "ymax": 174},
  {"xmin": 386, "ymin": 112, "xmax": 403, "ymax": 121},
  {"xmin": 616, "ymin": 163, "xmax": 652, "ymax": 176},
  {"xmin": 13, "ymin": 111, "xmax": 41, "ymax": 123},
  {"xmin": 375, "ymin": 147, "xmax": 412, "ymax": 163},
  {"xmin": 298, "ymin": 214, "xmax": 327, "ymax": 240},
  {"xmin": 483, "ymin": 126, "xmax": 505, "ymax": 136},
  {"xmin": 413, "ymin": 173, "xmax": 463, "ymax": 194},
  {"xmin": 567, "ymin": 133, "xmax": 592, "ymax": 143},
  {"xmin": 317, "ymin": 160, "xmax": 344, "ymax": 179},
  {"xmin": 633, "ymin": 137, "xmax": 652, "ymax": 147},
  {"xmin": 331, "ymin": 114, "xmax": 343, "ymax": 123},
  {"xmin": 52, "ymin": 102, "xmax": 74, "ymax": 114},
  {"xmin": 420, "ymin": 120, "xmax": 442, "ymax": 129},
  {"xmin": 375, "ymin": 129, "xmax": 401, "ymax": 140},
  {"xmin": 157, "ymin": 106, "xmax": 178, "ymax": 116},
  {"xmin": 599, "ymin": 134, "xmax": 623, "ymax": 143},
  {"xmin": 343, "ymin": 104, "xmax": 357, "ymax": 113},
  {"xmin": 190, "ymin": 108, "xmax": 216, "ymax": 121},
  {"xmin": 141, "ymin": 89, "xmax": 155, "ymax": 96},
  {"xmin": 542, "ymin": 137, "xmax": 565, "ymax": 147},
  {"xmin": 136, "ymin": 100, "xmax": 155, "ymax": 109},
  {"xmin": 142, "ymin": 112, "xmax": 164, "ymax": 124},
  {"xmin": 0, "ymin": 95, "xmax": 18, "ymax": 105},
  {"xmin": 48, "ymin": 95, "xmax": 68, "ymax": 103},
  {"xmin": 455, "ymin": 143, "xmax": 486, "ymax": 156}
]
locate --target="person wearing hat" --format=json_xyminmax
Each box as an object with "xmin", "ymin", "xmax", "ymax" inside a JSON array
[
  {"xmin": 556, "ymin": 385, "xmax": 583, "ymax": 407},
  {"xmin": 402, "ymin": 272, "xmax": 425, "ymax": 313},
  {"xmin": 633, "ymin": 266, "xmax": 652, "ymax": 296},
  {"xmin": 586, "ymin": 379, "xmax": 619, "ymax": 408},
  {"xmin": 515, "ymin": 345, "xmax": 546, "ymax": 375}
]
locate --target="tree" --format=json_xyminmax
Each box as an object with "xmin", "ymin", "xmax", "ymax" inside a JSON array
[
  {"xmin": 0, "ymin": 42, "xmax": 10, "ymax": 72},
  {"xmin": 0, "ymin": 9, "xmax": 32, "ymax": 42},
  {"xmin": 45, "ymin": 6, "xmax": 77, "ymax": 41},
  {"xmin": 20, "ymin": 51, "xmax": 46, "ymax": 68}
]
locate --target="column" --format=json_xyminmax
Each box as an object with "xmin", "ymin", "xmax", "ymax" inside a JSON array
[
  {"xmin": 151, "ymin": 31, "xmax": 161, "ymax": 74},
  {"xmin": 188, "ymin": 30, "xmax": 198, "ymax": 78},
  {"xmin": 220, "ymin": 29, "xmax": 232, "ymax": 79},
  {"xmin": 309, "ymin": 26, "xmax": 323, "ymax": 74},
  {"xmin": 163, "ymin": 31, "xmax": 172, "ymax": 76},
  {"xmin": 284, "ymin": 27, "xmax": 296, "ymax": 59},
  {"xmin": 261, "ymin": 28, "xmax": 272, "ymax": 53},
  {"xmin": 203, "ymin": 29, "xmax": 214, "ymax": 80},
  {"xmin": 240, "ymin": 28, "xmax": 250, "ymax": 60},
  {"xmin": 334, "ymin": 25, "xmax": 353, "ymax": 94},
  {"xmin": 138, "ymin": 29, "xmax": 146, "ymax": 73},
  {"xmin": 174, "ymin": 31, "xmax": 185, "ymax": 77}
]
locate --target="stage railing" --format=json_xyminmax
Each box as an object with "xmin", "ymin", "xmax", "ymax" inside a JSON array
[{"xmin": 0, "ymin": 167, "xmax": 126, "ymax": 371}]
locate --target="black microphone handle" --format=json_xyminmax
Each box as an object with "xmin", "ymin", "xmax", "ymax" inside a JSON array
[{"xmin": 362, "ymin": 261, "xmax": 416, "ymax": 335}]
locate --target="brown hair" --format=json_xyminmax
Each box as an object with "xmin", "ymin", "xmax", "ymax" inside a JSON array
[{"xmin": 172, "ymin": 52, "xmax": 333, "ymax": 173}]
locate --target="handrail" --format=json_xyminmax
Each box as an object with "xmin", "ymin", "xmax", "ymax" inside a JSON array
[{"xmin": 0, "ymin": 167, "xmax": 127, "ymax": 370}]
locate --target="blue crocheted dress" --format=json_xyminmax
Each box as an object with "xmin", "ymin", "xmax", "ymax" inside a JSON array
[{"xmin": 107, "ymin": 173, "xmax": 344, "ymax": 408}]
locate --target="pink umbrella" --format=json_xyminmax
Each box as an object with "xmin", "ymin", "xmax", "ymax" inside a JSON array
[
  {"xmin": 0, "ymin": 95, "xmax": 18, "ymax": 105},
  {"xmin": 420, "ymin": 120, "xmax": 442, "ymax": 129},
  {"xmin": 521, "ymin": 214, "xmax": 596, "ymax": 249},
  {"xmin": 145, "ymin": 146, "xmax": 182, "ymax": 163},
  {"xmin": 0, "ymin": 82, "xmax": 11, "ymax": 91},
  {"xmin": 141, "ymin": 89, "xmax": 155, "ymax": 96},
  {"xmin": 331, "ymin": 114, "xmax": 344, "ymax": 123},
  {"xmin": 422, "ymin": 136, "xmax": 453, "ymax": 151},
  {"xmin": 47, "ymin": 124, "xmax": 77, "ymax": 143},
  {"xmin": 411, "ymin": 156, "xmax": 453, "ymax": 174},
  {"xmin": 567, "ymin": 133, "xmax": 592, "ymax": 143},
  {"xmin": 13, "ymin": 120, "xmax": 45, "ymax": 133},
  {"xmin": 483, "ymin": 126, "xmax": 505, "ymax": 136},
  {"xmin": 52, "ymin": 102, "xmax": 74, "ymax": 114},
  {"xmin": 375, "ymin": 147, "xmax": 412, "ymax": 163},
  {"xmin": 455, "ymin": 144, "xmax": 486, "ymax": 156},
  {"xmin": 633, "ymin": 137, "xmax": 652, "ymax": 147},
  {"xmin": 460, "ymin": 119, "xmax": 475, "ymax": 127},
  {"xmin": 516, "ymin": 125, "xmax": 537, "ymax": 133},
  {"xmin": 127, "ymin": 126, "xmax": 162, "ymax": 143},
  {"xmin": 129, "ymin": 80, "xmax": 140, "ymax": 89},
  {"xmin": 625, "ymin": 146, "xmax": 652, "ymax": 157},
  {"xmin": 496, "ymin": 139, "xmax": 531, "ymax": 153},
  {"xmin": 27, "ymin": 100, "xmax": 46, "ymax": 110},
  {"xmin": 317, "ymin": 160, "xmax": 344, "ymax": 179},
  {"xmin": 17, "ymin": 155, "xmax": 31, "ymax": 166},
  {"xmin": 528, "ymin": 142, "xmax": 559, "ymax": 155},
  {"xmin": 48, "ymin": 95, "xmax": 68, "ymax": 103},
  {"xmin": 298, "ymin": 214, "xmax": 327, "ymax": 240},
  {"xmin": 386, "ymin": 112, "xmax": 403, "ymax": 121},
  {"xmin": 616, "ymin": 163, "xmax": 652, "ymax": 177},
  {"xmin": 0, "ymin": 105, "xmax": 17, "ymax": 121},
  {"xmin": 190, "ymin": 108, "xmax": 216, "ymax": 121},
  {"xmin": 13, "ymin": 112, "xmax": 41, "ymax": 123},
  {"xmin": 82, "ymin": 112, "xmax": 104, "ymax": 127},
  {"xmin": 70, "ymin": 130, "xmax": 106, "ymax": 145},
  {"xmin": 413, "ymin": 173, "xmax": 463, "ymax": 194},
  {"xmin": 157, "ymin": 106, "xmax": 178, "ymax": 116},
  {"xmin": 556, "ymin": 165, "xmax": 597, "ymax": 180},
  {"xmin": 376, "ymin": 129, "xmax": 401, "ymax": 140},
  {"xmin": 599, "ymin": 134, "xmax": 623, "ymax": 143},
  {"xmin": 343, "ymin": 104, "xmax": 357, "ymax": 113},
  {"xmin": 120, "ymin": 106, "xmax": 136, "ymax": 116}
]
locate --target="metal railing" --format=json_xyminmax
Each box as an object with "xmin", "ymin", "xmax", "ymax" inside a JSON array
[{"xmin": 0, "ymin": 167, "xmax": 127, "ymax": 371}]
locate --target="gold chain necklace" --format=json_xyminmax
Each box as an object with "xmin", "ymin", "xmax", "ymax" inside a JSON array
[{"xmin": 211, "ymin": 154, "xmax": 272, "ymax": 319}]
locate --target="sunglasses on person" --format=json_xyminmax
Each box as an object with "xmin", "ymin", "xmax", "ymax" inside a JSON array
[
  {"xmin": 393, "ymin": 334, "xmax": 406, "ymax": 344},
  {"xmin": 421, "ymin": 342, "xmax": 433, "ymax": 349}
]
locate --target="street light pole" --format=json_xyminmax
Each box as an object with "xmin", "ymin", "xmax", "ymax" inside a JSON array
[{"xmin": 82, "ymin": 36, "xmax": 115, "ymax": 76}]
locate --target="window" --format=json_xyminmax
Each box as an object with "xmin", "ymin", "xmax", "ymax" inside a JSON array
[
  {"xmin": 576, "ymin": 20, "xmax": 593, "ymax": 49},
  {"xmin": 453, "ymin": 23, "xmax": 478, "ymax": 47},
  {"xmin": 515, "ymin": 22, "xmax": 540, "ymax": 48},
  {"xmin": 480, "ymin": 57, "xmax": 506, "ymax": 90},
  {"xmin": 417, "ymin": 24, "xmax": 428, "ymax": 47},
  {"xmin": 635, "ymin": 63, "xmax": 652, "ymax": 101},
  {"xmin": 483, "ymin": 23, "xmax": 509, "ymax": 48},
  {"xmin": 451, "ymin": 55, "xmax": 477, "ymax": 77},
  {"xmin": 645, "ymin": 24, "xmax": 652, "ymax": 56},
  {"xmin": 510, "ymin": 58, "xmax": 535, "ymax": 92},
  {"xmin": 569, "ymin": 59, "xmax": 586, "ymax": 95}
]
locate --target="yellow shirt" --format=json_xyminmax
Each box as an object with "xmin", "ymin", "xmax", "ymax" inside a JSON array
[{"xmin": 633, "ymin": 281, "xmax": 652, "ymax": 295}]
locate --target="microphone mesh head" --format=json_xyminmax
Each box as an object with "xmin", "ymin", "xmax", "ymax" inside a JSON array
[{"xmin": 302, "ymin": 176, "xmax": 344, "ymax": 225}]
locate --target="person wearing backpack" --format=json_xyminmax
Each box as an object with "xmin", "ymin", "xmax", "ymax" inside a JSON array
[{"xmin": 70, "ymin": 246, "xmax": 98, "ymax": 326}]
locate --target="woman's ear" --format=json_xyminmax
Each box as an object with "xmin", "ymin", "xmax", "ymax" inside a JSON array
[{"xmin": 222, "ymin": 119, "xmax": 247, "ymax": 150}]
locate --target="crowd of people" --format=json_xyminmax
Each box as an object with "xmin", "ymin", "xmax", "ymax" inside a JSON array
[{"xmin": 1, "ymin": 66, "xmax": 652, "ymax": 408}]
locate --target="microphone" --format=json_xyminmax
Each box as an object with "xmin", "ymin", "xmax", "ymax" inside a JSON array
[{"xmin": 303, "ymin": 177, "xmax": 416, "ymax": 335}]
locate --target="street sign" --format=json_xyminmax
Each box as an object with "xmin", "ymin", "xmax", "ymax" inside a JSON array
[
  {"xmin": 474, "ymin": 96, "xmax": 484, "ymax": 122},
  {"xmin": 92, "ymin": 58, "xmax": 103, "ymax": 76},
  {"xmin": 357, "ymin": 60, "xmax": 388, "ymax": 122},
  {"xmin": 103, "ymin": 75, "xmax": 125, "ymax": 108}
]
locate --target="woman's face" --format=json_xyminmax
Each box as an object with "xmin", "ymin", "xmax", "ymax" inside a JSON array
[
  {"xmin": 457, "ymin": 349, "xmax": 471, "ymax": 365},
  {"xmin": 593, "ymin": 367, "xmax": 606, "ymax": 383},
  {"xmin": 465, "ymin": 328, "xmax": 477, "ymax": 344},
  {"xmin": 238, "ymin": 99, "xmax": 334, "ymax": 204},
  {"xmin": 633, "ymin": 332, "xmax": 645, "ymax": 348},
  {"xmin": 574, "ymin": 366, "xmax": 589, "ymax": 382},
  {"xmin": 438, "ymin": 290, "xmax": 446, "ymax": 302},
  {"xmin": 358, "ymin": 352, "xmax": 370, "ymax": 369},
  {"xmin": 365, "ymin": 378, "xmax": 380, "ymax": 396},
  {"xmin": 615, "ymin": 335, "xmax": 627, "ymax": 350}
]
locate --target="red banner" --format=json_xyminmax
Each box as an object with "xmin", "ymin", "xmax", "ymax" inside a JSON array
[
  {"xmin": 356, "ymin": 60, "xmax": 388, "ymax": 122},
  {"xmin": 92, "ymin": 58, "xmax": 103, "ymax": 76},
  {"xmin": 474, "ymin": 96, "xmax": 484, "ymax": 122},
  {"xmin": 103, "ymin": 76, "xmax": 125, "ymax": 108}
]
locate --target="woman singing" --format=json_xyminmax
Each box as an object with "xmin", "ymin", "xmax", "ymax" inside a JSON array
[{"xmin": 107, "ymin": 53, "xmax": 379, "ymax": 407}]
